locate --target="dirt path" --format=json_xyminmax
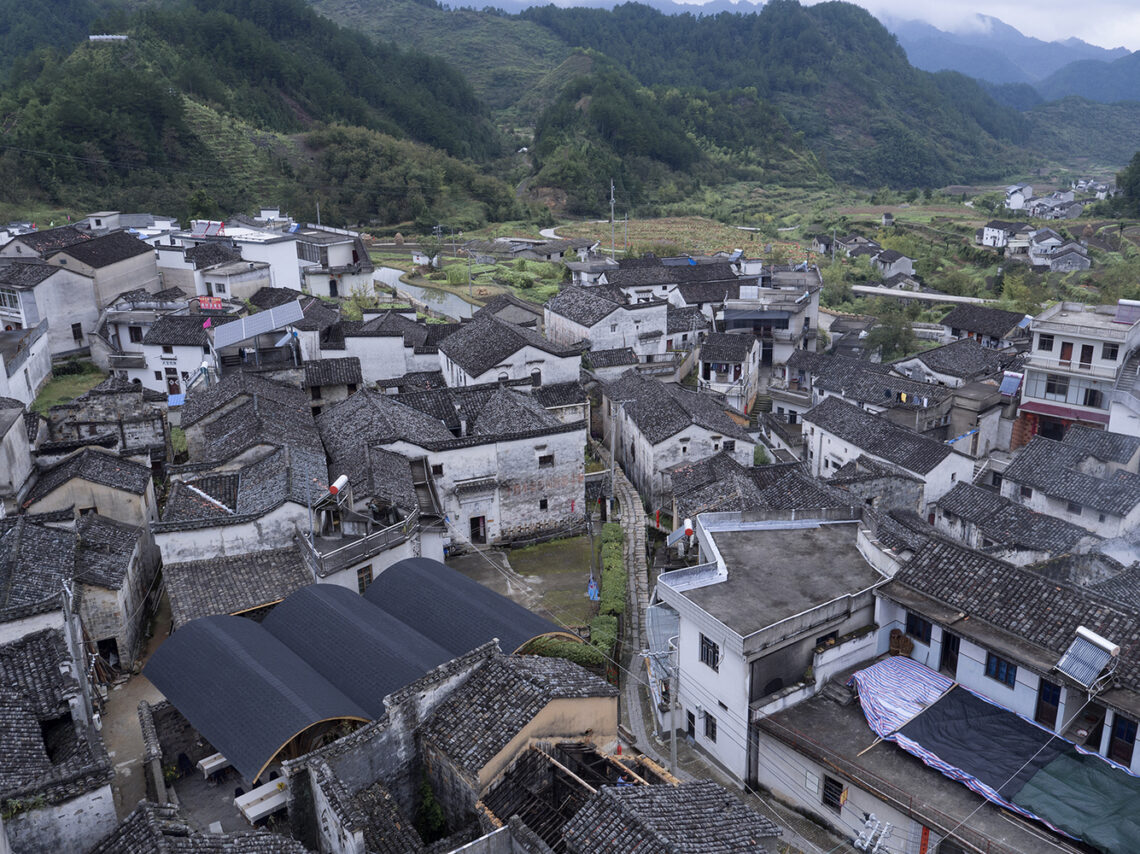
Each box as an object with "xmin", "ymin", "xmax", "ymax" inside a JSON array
[{"xmin": 101, "ymin": 593, "xmax": 171, "ymax": 818}]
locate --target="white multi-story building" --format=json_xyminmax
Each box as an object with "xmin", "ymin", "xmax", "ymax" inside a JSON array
[
  {"xmin": 719, "ymin": 266, "xmax": 821, "ymax": 369},
  {"xmin": 651, "ymin": 512, "xmax": 887, "ymax": 784},
  {"xmin": 802, "ymin": 395, "xmax": 973, "ymax": 504},
  {"xmin": 1018, "ymin": 300, "xmax": 1140, "ymax": 441}
]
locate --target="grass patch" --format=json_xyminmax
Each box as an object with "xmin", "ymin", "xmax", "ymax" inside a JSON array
[{"xmin": 32, "ymin": 362, "xmax": 104, "ymax": 414}]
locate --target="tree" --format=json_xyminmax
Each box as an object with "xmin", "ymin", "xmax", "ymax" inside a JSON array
[
  {"xmin": 863, "ymin": 310, "xmax": 915, "ymax": 361},
  {"xmin": 1117, "ymin": 150, "xmax": 1140, "ymax": 218},
  {"xmin": 185, "ymin": 190, "xmax": 220, "ymax": 221}
]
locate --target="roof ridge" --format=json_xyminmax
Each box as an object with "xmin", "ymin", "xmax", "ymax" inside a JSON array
[{"xmin": 183, "ymin": 482, "xmax": 234, "ymax": 514}]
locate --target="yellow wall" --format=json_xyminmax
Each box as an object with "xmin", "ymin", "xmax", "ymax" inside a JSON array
[{"xmin": 477, "ymin": 696, "xmax": 618, "ymax": 789}]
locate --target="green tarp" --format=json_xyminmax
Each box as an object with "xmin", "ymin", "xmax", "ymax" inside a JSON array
[{"xmin": 1015, "ymin": 748, "xmax": 1140, "ymax": 854}]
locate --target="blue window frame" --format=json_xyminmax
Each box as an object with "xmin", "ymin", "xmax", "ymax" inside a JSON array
[
  {"xmin": 905, "ymin": 612, "xmax": 932, "ymax": 645},
  {"xmin": 1040, "ymin": 680, "xmax": 1061, "ymax": 707},
  {"xmin": 985, "ymin": 652, "xmax": 1017, "ymax": 688}
]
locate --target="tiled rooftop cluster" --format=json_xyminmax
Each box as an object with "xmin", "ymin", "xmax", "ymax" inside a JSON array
[
  {"xmin": 803, "ymin": 395, "xmax": 952, "ymax": 474},
  {"xmin": 607, "ymin": 369, "xmax": 753, "ymax": 443},
  {"xmin": 421, "ymin": 655, "xmax": 618, "ymax": 777},
  {"xmin": 562, "ymin": 780, "xmax": 780, "ymax": 853},
  {"xmin": 0, "ymin": 628, "xmax": 113, "ymax": 805}
]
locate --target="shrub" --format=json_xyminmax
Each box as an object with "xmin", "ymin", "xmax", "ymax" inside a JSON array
[
  {"xmin": 601, "ymin": 522, "xmax": 623, "ymax": 544},
  {"xmin": 599, "ymin": 541, "xmax": 626, "ymax": 616},
  {"xmin": 524, "ymin": 636, "xmax": 606, "ymax": 668},
  {"xmin": 590, "ymin": 614, "xmax": 618, "ymax": 656}
]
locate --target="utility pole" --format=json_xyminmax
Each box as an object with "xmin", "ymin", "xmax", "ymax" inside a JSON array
[
  {"xmin": 624, "ymin": 213, "xmax": 628, "ymax": 254},
  {"xmin": 669, "ymin": 634, "xmax": 679, "ymax": 774},
  {"xmin": 610, "ymin": 179, "xmax": 616, "ymax": 259},
  {"xmin": 316, "ymin": 200, "xmax": 321, "ymax": 227}
]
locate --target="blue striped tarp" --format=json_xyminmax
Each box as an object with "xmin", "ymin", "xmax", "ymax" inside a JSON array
[{"xmin": 848, "ymin": 655, "xmax": 953, "ymax": 737}]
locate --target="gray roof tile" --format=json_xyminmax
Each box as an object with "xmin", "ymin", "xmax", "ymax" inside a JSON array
[
  {"xmin": 48, "ymin": 229, "xmax": 152, "ymax": 268},
  {"xmin": 545, "ymin": 286, "xmax": 622, "ymax": 327},
  {"xmin": 439, "ymin": 314, "xmax": 579, "ymax": 377},
  {"xmin": 0, "ymin": 628, "xmax": 112, "ymax": 804},
  {"xmin": 895, "ymin": 338, "xmax": 1014, "ymax": 379},
  {"xmin": 5, "ymin": 226, "xmax": 92, "ymax": 255},
  {"xmin": 0, "ymin": 518, "xmax": 76, "ymax": 621},
  {"xmin": 935, "ymin": 482, "xmax": 1089, "ymax": 553},
  {"xmin": 24, "ymin": 448, "xmax": 151, "ymax": 506},
  {"xmin": 1063, "ymin": 425, "xmax": 1140, "ymax": 464},
  {"xmin": 699, "ymin": 332, "xmax": 753, "ymax": 364},
  {"xmin": 940, "ymin": 305, "xmax": 1027, "ymax": 339},
  {"xmin": 421, "ymin": 655, "xmax": 617, "ymax": 777},
  {"xmin": 90, "ymin": 801, "xmax": 310, "ymax": 853},
  {"xmin": 164, "ymin": 545, "xmax": 313, "ymax": 627},
  {"xmin": 562, "ymin": 780, "xmax": 779, "ymax": 853},
  {"xmin": 670, "ymin": 454, "xmax": 848, "ymax": 518},
  {"xmin": 1003, "ymin": 436, "xmax": 1140, "ymax": 516},
  {"xmin": 803, "ymin": 396, "xmax": 954, "ymax": 475},
  {"xmin": 667, "ymin": 305, "xmax": 709, "ymax": 335},
  {"xmin": 141, "ymin": 314, "xmax": 210, "ymax": 347},
  {"xmin": 887, "ymin": 539, "xmax": 1140, "ymax": 690},
  {"xmin": 303, "ymin": 357, "xmax": 362, "ymax": 389},
  {"xmin": 179, "ymin": 372, "xmax": 309, "ymax": 428},
  {"xmin": 75, "ymin": 514, "xmax": 142, "ymax": 590},
  {"xmin": 606, "ymin": 371, "xmax": 752, "ymax": 445},
  {"xmin": 586, "ymin": 347, "xmax": 639, "ymax": 368}
]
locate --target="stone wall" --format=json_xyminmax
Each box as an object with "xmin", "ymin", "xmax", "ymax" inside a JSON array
[
  {"xmin": 47, "ymin": 393, "xmax": 167, "ymax": 456},
  {"xmin": 495, "ymin": 429, "xmax": 585, "ymax": 544},
  {"xmin": 421, "ymin": 744, "xmax": 479, "ymax": 830},
  {"xmin": 139, "ymin": 699, "xmax": 216, "ymax": 770},
  {"xmin": 285, "ymin": 643, "xmax": 498, "ymax": 850},
  {"xmin": 3, "ymin": 784, "xmax": 117, "ymax": 854},
  {"xmin": 832, "ymin": 473, "xmax": 924, "ymax": 513}
]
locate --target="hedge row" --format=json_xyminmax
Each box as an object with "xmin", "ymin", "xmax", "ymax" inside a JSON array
[
  {"xmin": 589, "ymin": 614, "xmax": 618, "ymax": 657},
  {"xmin": 524, "ymin": 636, "xmax": 606, "ymax": 669},
  {"xmin": 601, "ymin": 522, "xmax": 623, "ymax": 544},
  {"xmin": 599, "ymin": 539, "xmax": 626, "ymax": 616}
]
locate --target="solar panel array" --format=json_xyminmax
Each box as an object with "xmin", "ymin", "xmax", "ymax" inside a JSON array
[{"xmin": 213, "ymin": 301, "xmax": 304, "ymax": 349}]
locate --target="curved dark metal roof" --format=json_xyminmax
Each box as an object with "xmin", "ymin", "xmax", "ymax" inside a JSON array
[
  {"xmin": 144, "ymin": 616, "xmax": 368, "ymax": 782},
  {"xmin": 145, "ymin": 562, "xmax": 568, "ymax": 783},
  {"xmin": 261, "ymin": 584, "xmax": 453, "ymax": 718},
  {"xmin": 365, "ymin": 557, "xmax": 565, "ymax": 655}
]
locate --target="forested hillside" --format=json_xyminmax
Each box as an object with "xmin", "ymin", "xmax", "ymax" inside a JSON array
[
  {"xmin": 3, "ymin": 0, "xmax": 1139, "ymax": 226},
  {"xmin": 520, "ymin": 1, "xmax": 1030, "ymax": 188},
  {"xmin": 530, "ymin": 58, "xmax": 824, "ymax": 213},
  {"xmin": 0, "ymin": 0, "xmax": 515, "ymax": 225}
]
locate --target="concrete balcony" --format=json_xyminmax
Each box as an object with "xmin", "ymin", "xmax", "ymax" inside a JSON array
[
  {"xmin": 108, "ymin": 353, "xmax": 146, "ymax": 370},
  {"xmin": 1024, "ymin": 355, "xmax": 1120, "ymax": 381},
  {"xmin": 769, "ymin": 386, "xmax": 811, "ymax": 408},
  {"xmin": 297, "ymin": 510, "xmax": 418, "ymax": 578}
]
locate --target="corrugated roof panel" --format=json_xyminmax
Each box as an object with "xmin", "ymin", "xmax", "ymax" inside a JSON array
[{"xmin": 213, "ymin": 301, "xmax": 304, "ymax": 349}]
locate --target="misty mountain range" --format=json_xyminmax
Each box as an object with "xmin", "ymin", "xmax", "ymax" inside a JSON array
[{"xmin": 465, "ymin": 0, "xmax": 1138, "ymax": 103}]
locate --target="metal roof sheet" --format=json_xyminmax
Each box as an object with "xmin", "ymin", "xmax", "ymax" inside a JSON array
[{"xmin": 213, "ymin": 301, "xmax": 304, "ymax": 349}]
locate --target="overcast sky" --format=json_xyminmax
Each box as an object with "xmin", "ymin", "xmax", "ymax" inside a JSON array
[
  {"xmin": 842, "ymin": 0, "xmax": 1140, "ymax": 50},
  {"xmin": 673, "ymin": 0, "xmax": 1140, "ymax": 51}
]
